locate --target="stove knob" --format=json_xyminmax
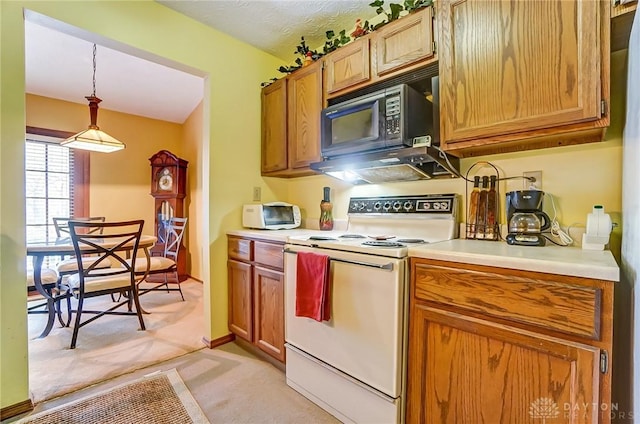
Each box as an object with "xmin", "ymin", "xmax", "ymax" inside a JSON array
[
  {"xmin": 434, "ymin": 202, "xmax": 441, "ymax": 210},
  {"xmin": 383, "ymin": 202, "xmax": 392, "ymax": 211},
  {"xmin": 440, "ymin": 201, "xmax": 449, "ymax": 210},
  {"xmin": 403, "ymin": 201, "xmax": 413, "ymax": 211},
  {"xmin": 392, "ymin": 201, "xmax": 402, "ymax": 211},
  {"xmin": 358, "ymin": 202, "xmax": 366, "ymax": 211},
  {"xmin": 373, "ymin": 202, "xmax": 382, "ymax": 211}
]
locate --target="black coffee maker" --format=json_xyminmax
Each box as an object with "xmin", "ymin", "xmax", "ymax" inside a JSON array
[{"xmin": 505, "ymin": 190, "xmax": 551, "ymax": 246}]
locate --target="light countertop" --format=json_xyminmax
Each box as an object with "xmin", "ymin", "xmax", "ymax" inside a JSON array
[
  {"xmin": 409, "ymin": 239, "xmax": 620, "ymax": 282},
  {"xmin": 227, "ymin": 228, "xmax": 328, "ymax": 243},
  {"xmin": 226, "ymin": 229, "xmax": 620, "ymax": 282}
]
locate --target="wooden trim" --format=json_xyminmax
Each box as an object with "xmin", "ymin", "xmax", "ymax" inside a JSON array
[
  {"xmin": 1, "ymin": 398, "xmax": 34, "ymax": 421},
  {"xmin": 187, "ymin": 275, "xmax": 203, "ymax": 283},
  {"xmin": 201, "ymin": 333, "xmax": 235, "ymax": 349},
  {"xmin": 26, "ymin": 126, "xmax": 74, "ymax": 139},
  {"xmin": 73, "ymin": 150, "xmax": 90, "ymax": 217}
]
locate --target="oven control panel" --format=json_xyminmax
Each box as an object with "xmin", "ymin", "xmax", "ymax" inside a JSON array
[{"xmin": 348, "ymin": 194, "xmax": 458, "ymax": 215}]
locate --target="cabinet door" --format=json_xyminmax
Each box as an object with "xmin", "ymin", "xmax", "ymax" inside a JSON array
[
  {"xmin": 374, "ymin": 7, "xmax": 435, "ymax": 76},
  {"xmin": 253, "ymin": 266, "xmax": 285, "ymax": 362},
  {"xmin": 261, "ymin": 79, "xmax": 288, "ymax": 173},
  {"xmin": 325, "ymin": 38, "xmax": 370, "ymax": 94},
  {"xmin": 407, "ymin": 305, "xmax": 602, "ymax": 424},
  {"xmin": 287, "ymin": 60, "xmax": 323, "ymax": 170},
  {"xmin": 439, "ymin": 0, "xmax": 602, "ymax": 144},
  {"xmin": 227, "ymin": 259, "xmax": 253, "ymax": 342}
]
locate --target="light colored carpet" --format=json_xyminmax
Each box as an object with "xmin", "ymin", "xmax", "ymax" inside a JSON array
[
  {"xmin": 27, "ymin": 280, "xmax": 205, "ymax": 403},
  {"xmin": 10, "ymin": 343, "xmax": 340, "ymax": 424},
  {"xmin": 14, "ymin": 369, "xmax": 209, "ymax": 424}
]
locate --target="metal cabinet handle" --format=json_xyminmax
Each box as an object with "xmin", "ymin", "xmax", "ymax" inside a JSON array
[{"xmin": 283, "ymin": 248, "xmax": 393, "ymax": 270}]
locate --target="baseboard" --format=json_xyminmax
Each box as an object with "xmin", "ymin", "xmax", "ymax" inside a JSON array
[
  {"xmin": 1, "ymin": 398, "xmax": 34, "ymax": 421},
  {"xmin": 234, "ymin": 338, "xmax": 285, "ymax": 373},
  {"xmin": 188, "ymin": 275, "xmax": 203, "ymax": 283},
  {"xmin": 201, "ymin": 333, "xmax": 235, "ymax": 349}
]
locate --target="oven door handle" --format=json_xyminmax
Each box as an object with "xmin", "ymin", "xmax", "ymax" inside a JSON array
[{"xmin": 283, "ymin": 248, "xmax": 394, "ymax": 271}]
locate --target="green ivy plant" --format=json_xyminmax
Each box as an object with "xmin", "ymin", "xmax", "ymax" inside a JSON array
[
  {"xmin": 277, "ymin": 36, "xmax": 321, "ymax": 74},
  {"xmin": 403, "ymin": 0, "xmax": 433, "ymax": 13},
  {"xmin": 370, "ymin": 0, "xmax": 404, "ymax": 30},
  {"xmin": 323, "ymin": 30, "xmax": 351, "ymax": 55}
]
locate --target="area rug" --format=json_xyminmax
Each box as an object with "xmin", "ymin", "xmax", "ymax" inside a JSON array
[{"xmin": 15, "ymin": 369, "xmax": 209, "ymax": 424}]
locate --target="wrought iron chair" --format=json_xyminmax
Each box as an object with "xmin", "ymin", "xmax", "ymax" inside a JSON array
[
  {"xmin": 52, "ymin": 217, "xmax": 110, "ymax": 325},
  {"xmin": 132, "ymin": 217, "xmax": 188, "ymax": 301},
  {"xmin": 61, "ymin": 219, "xmax": 146, "ymax": 349},
  {"xmin": 27, "ymin": 268, "xmax": 69, "ymax": 329},
  {"xmin": 53, "ymin": 217, "xmax": 111, "ymax": 277},
  {"xmin": 53, "ymin": 216, "xmax": 107, "ymax": 238}
]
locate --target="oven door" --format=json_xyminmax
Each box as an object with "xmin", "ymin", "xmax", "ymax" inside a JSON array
[{"xmin": 284, "ymin": 244, "xmax": 407, "ymax": 398}]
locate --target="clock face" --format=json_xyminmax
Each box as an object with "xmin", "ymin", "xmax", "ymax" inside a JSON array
[{"xmin": 158, "ymin": 168, "xmax": 173, "ymax": 191}]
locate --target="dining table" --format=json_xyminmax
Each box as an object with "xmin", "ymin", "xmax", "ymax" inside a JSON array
[{"xmin": 26, "ymin": 234, "xmax": 157, "ymax": 338}]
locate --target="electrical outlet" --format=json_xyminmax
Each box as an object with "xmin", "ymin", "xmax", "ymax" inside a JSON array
[
  {"xmin": 523, "ymin": 171, "xmax": 542, "ymax": 190},
  {"xmin": 252, "ymin": 187, "xmax": 261, "ymax": 202}
]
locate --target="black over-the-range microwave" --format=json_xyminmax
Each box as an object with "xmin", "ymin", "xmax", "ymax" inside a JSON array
[{"xmin": 320, "ymin": 78, "xmax": 438, "ymax": 159}]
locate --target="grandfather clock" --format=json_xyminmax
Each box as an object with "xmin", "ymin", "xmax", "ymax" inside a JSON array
[{"xmin": 149, "ymin": 150, "xmax": 188, "ymax": 282}]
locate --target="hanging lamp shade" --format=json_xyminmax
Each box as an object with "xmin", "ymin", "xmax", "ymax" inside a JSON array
[{"xmin": 61, "ymin": 45, "xmax": 125, "ymax": 153}]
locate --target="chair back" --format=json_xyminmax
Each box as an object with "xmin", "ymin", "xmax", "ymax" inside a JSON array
[
  {"xmin": 164, "ymin": 217, "xmax": 187, "ymax": 261},
  {"xmin": 68, "ymin": 220, "xmax": 144, "ymax": 291},
  {"xmin": 53, "ymin": 216, "xmax": 106, "ymax": 237}
]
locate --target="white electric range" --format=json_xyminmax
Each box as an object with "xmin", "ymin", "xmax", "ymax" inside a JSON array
[{"xmin": 284, "ymin": 193, "xmax": 459, "ymax": 424}]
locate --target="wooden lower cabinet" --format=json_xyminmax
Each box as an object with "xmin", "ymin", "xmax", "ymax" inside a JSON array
[
  {"xmin": 227, "ymin": 236, "xmax": 285, "ymax": 363},
  {"xmin": 253, "ymin": 266, "xmax": 285, "ymax": 362},
  {"xmin": 227, "ymin": 259, "xmax": 252, "ymax": 342},
  {"xmin": 408, "ymin": 306, "xmax": 600, "ymax": 423},
  {"xmin": 407, "ymin": 258, "xmax": 614, "ymax": 424}
]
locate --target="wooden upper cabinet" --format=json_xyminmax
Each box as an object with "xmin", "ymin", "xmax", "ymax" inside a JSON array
[
  {"xmin": 438, "ymin": 0, "xmax": 607, "ymax": 155},
  {"xmin": 287, "ymin": 60, "xmax": 323, "ymax": 170},
  {"xmin": 407, "ymin": 305, "xmax": 601, "ymax": 424},
  {"xmin": 261, "ymin": 79, "xmax": 288, "ymax": 174},
  {"xmin": 374, "ymin": 6, "xmax": 435, "ymax": 76},
  {"xmin": 324, "ymin": 38, "xmax": 371, "ymax": 94}
]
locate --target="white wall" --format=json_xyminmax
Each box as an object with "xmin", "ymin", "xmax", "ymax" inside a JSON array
[{"xmin": 623, "ymin": 10, "xmax": 640, "ymax": 423}]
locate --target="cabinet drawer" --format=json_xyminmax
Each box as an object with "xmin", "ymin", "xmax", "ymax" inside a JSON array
[
  {"xmin": 228, "ymin": 237, "xmax": 253, "ymax": 261},
  {"xmin": 254, "ymin": 241, "xmax": 284, "ymax": 270},
  {"xmin": 413, "ymin": 262, "xmax": 602, "ymax": 340}
]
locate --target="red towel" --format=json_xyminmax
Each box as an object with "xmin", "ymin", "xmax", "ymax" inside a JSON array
[{"xmin": 295, "ymin": 251, "xmax": 331, "ymax": 322}]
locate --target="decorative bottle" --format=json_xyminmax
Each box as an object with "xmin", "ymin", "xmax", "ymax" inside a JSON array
[
  {"xmin": 319, "ymin": 186, "xmax": 334, "ymax": 231},
  {"xmin": 485, "ymin": 175, "xmax": 498, "ymax": 240},
  {"xmin": 466, "ymin": 176, "xmax": 481, "ymax": 239},
  {"xmin": 476, "ymin": 176, "xmax": 489, "ymax": 239}
]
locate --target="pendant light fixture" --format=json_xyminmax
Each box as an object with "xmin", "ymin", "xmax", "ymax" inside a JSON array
[{"xmin": 61, "ymin": 44, "xmax": 126, "ymax": 153}]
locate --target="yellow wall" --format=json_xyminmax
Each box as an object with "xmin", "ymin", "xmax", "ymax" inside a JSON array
[
  {"xmin": 1, "ymin": 1, "xmax": 281, "ymax": 411},
  {"xmin": 182, "ymin": 101, "xmax": 204, "ymax": 280},
  {"xmin": 26, "ymin": 94, "xmax": 184, "ymax": 233}
]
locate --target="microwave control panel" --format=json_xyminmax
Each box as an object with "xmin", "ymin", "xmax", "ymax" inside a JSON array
[{"xmin": 385, "ymin": 95, "xmax": 401, "ymax": 137}]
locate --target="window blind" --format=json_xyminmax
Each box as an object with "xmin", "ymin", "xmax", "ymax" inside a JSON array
[{"xmin": 25, "ymin": 136, "xmax": 75, "ymax": 243}]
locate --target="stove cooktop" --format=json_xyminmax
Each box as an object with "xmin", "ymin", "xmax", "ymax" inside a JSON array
[{"xmin": 287, "ymin": 194, "xmax": 459, "ymax": 258}]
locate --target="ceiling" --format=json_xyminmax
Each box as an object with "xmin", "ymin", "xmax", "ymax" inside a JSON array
[
  {"xmin": 158, "ymin": 0, "xmax": 376, "ymax": 62},
  {"xmin": 24, "ymin": 1, "xmax": 376, "ymax": 125}
]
